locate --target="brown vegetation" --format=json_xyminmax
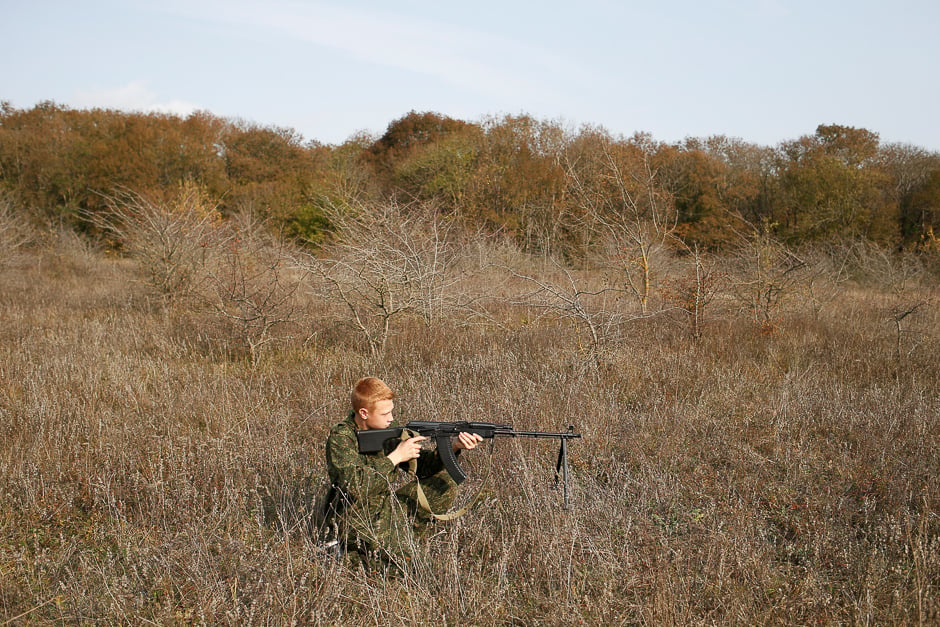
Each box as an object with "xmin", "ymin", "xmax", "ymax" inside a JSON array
[
  {"xmin": 1, "ymin": 203, "xmax": 936, "ymax": 623},
  {"xmin": 2, "ymin": 102, "xmax": 938, "ymax": 623},
  {"xmin": 3, "ymin": 103, "xmax": 940, "ymax": 255}
]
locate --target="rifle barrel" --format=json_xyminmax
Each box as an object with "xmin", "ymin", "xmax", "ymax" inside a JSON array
[{"xmin": 494, "ymin": 429, "xmax": 582, "ymax": 439}]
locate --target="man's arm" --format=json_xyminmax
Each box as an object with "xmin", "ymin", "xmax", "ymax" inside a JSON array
[{"xmin": 326, "ymin": 427, "xmax": 399, "ymax": 502}]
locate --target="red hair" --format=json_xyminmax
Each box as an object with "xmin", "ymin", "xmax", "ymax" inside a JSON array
[{"xmin": 351, "ymin": 377, "xmax": 395, "ymax": 412}]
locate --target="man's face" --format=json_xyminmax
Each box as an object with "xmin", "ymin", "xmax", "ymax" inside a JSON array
[{"xmin": 360, "ymin": 399, "xmax": 394, "ymax": 430}]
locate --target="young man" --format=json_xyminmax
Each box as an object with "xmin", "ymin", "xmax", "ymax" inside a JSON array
[{"xmin": 324, "ymin": 377, "xmax": 482, "ymax": 571}]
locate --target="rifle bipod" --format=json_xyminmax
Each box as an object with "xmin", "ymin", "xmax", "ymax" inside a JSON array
[{"xmin": 553, "ymin": 425, "xmax": 577, "ymax": 509}]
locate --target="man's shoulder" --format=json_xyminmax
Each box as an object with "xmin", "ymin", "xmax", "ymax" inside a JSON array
[{"xmin": 328, "ymin": 413, "xmax": 357, "ymax": 442}]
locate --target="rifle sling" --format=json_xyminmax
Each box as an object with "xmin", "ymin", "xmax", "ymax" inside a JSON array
[{"xmin": 403, "ymin": 429, "xmax": 487, "ymax": 522}]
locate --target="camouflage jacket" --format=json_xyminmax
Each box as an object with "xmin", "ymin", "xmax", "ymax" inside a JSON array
[{"xmin": 324, "ymin": 411, "xmax": 445, "ymax": 559}]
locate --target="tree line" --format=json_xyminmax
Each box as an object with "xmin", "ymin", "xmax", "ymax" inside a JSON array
[{"xmin": 2, "ymin": 100, "xmax": 939, "ymax": 255}]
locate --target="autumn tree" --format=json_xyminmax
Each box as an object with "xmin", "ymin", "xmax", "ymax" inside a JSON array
[
  {"xmin": 217, "ymin": 120, "xmax": 329, "ymax": 238},
  {"xmin": 661, "ymin": 136, "xmax": 765, "ymax": 250},
  {"xmin": 0, "ymin": 101, "xmax": 85, "ymax": 223},
  {"xmin": 390, "ymin": 125, "xmax": 485, "ymax": 215},
  {"xmin": 0, "ymin": 103, "xmax": 229, "ymax": 226},
  {"xmin": 321, "ymin": 132, "xmax": 381, "ymax": 205},
  {"xmin": 474, "ymin": 115, "xmax": 569, "ymax": 252},
  {"xmin": 877, "ymin": 142, "xmax": 940, "ymax": 248},
  {"xmin": 366, "ymin": 110, "xmax": 477, "ymax": 196},
  {"xmin": 366, "ymin": 112, "xmax": 571, "ymax": 253},
  {"xmin": 909, "ymin": 169, "xmax": 940, "ymax": 250},
  {"xmin": 5, "ymin": 101, "xmax": 938, "ymax": 258},
  {"xmin": 774, "ymin": 124, "xmax": 893, "ymax": 244}
]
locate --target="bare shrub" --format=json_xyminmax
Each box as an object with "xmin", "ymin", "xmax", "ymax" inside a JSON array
[
  {"xmin": 0, "ymin": 192, "xmax": 32, "ymax": 268},
  {"xmin": 504, "ymin": 256, "xmax": 630, "ymax": 369},
  {"xmin": 294, "ymin": 201, "xmax": 463, "ymax": 357},
  {"xmin": 843, "ymin": 238, "xmax": 925, "ymax": 292},
  {"xmin": 842, "ymin": 241, "xmax": 937, "ymax": 364},
  {"xmin": 796, "ymin": 244, "xmax": 851, "ymax": 319},
  {"xmin": 93, "ymin": 183, "xmax": 223, "ymax": 301},
  {"xmin": 91, "ymin": 187, "xmax": 302, "ymax": 362},
  {"xmin": 728, "ymin": 223, "xmax": 807, "ymax": 329},
  {"xmin": 567, "ymin": 141, "xmax": 680, "ymax": 314},
  {"xmin": 198, "ymin": 212, "xmax": 302, "ymax": 363},
  {"xmin": 661, "ymin": 245, "xmax": 726, "ymax": 340}
]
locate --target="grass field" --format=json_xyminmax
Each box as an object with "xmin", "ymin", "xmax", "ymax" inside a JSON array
[{"xmin": 1, "ymin": 228, "xmax": 937, "ymax": 625}]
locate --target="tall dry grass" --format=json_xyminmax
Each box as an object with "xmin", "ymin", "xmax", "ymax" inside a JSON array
[{"xmin": 0, "ymin": 226, "xmax": 937, "ymax": 625}]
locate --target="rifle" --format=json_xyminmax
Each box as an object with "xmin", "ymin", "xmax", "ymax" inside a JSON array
[{"xmin": 357, "ymin": 420, "xmax": 582, "ymax": 508}]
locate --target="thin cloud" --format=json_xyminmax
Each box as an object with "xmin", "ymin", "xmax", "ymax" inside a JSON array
[
  {"xmin": 151, "ymin": 0, "xmax": 590, "ymax": 105},
  {"xmin": 74, "ymin": 80, "xmax": 200, "ymax": 116}
]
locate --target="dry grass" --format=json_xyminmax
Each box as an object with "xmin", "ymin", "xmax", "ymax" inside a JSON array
[{"xmin": 1, "ymin": 231, "xmax": 937, "ymax": 625}]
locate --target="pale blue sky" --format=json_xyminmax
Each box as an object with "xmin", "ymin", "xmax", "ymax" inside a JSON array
[{"xmin": 3, "ymin": 0, "xmax": 938, "ymax": 150}]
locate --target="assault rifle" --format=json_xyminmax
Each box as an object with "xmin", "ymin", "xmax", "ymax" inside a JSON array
[{"xmin": 357, "ymin": 421, "xmax": 582, "ymax": 507}]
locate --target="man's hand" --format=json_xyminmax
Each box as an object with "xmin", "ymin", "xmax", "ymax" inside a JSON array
[
  {"xmin": 453, "ymin": 431, "xmax": 484, "ymax": 452},
  {"xmin": 387, "ymin": 435, "xmax": 427, "ymax": 466}
]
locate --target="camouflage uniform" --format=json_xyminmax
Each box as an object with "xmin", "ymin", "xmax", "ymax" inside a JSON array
[{"xmin": 324, "ymin": 411, "xmax": 458, "ymax": 571}]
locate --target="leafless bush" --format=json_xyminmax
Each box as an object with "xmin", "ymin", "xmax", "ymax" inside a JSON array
[
  {"xmin": 504, "ymin": 256, "xmax": 630, "ymax": 369},
  {"xmin": 91, "ymin": 187, "xmax": 301, "ymax": 361},
  {"xmin": 796, "ymin": 245, "xmax": 851, "ymax": 319},
  {"xmin": 728, "ymin": 224, "xmax": 807, "ymax": 329},
  {"xmin": 92, "ymin": 183, "xmax": 224, "ymax": 301},
  {"xmin": 0, "ymin": 192, "xmax": 31, "ymax": 267},
  {"xmin": 294, "ymin": 201, "xmax": 464, "ymax": 357},
  {"xmin": 842, "ymin": 240, "xmax": 937, "ymax": 364},
  {"xmin": 662, "ymin": 245, "xmax": 726, "ymax": 340},
  {"xmin": 567, "ymin": 143, "xmax": 679, "ymax": 315},
  {"xmin": 198, "ymin": 212, "xmax": 302, "ymax": 363},
  {"xmin": 843, "ymin": 238, "xmax": 925, "ymax": 293}
]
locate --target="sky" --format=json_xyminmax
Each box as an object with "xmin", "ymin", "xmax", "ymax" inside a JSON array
[{"xmin": 3, "ymin": 0, "xmax": 939, "ymax": 151}]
